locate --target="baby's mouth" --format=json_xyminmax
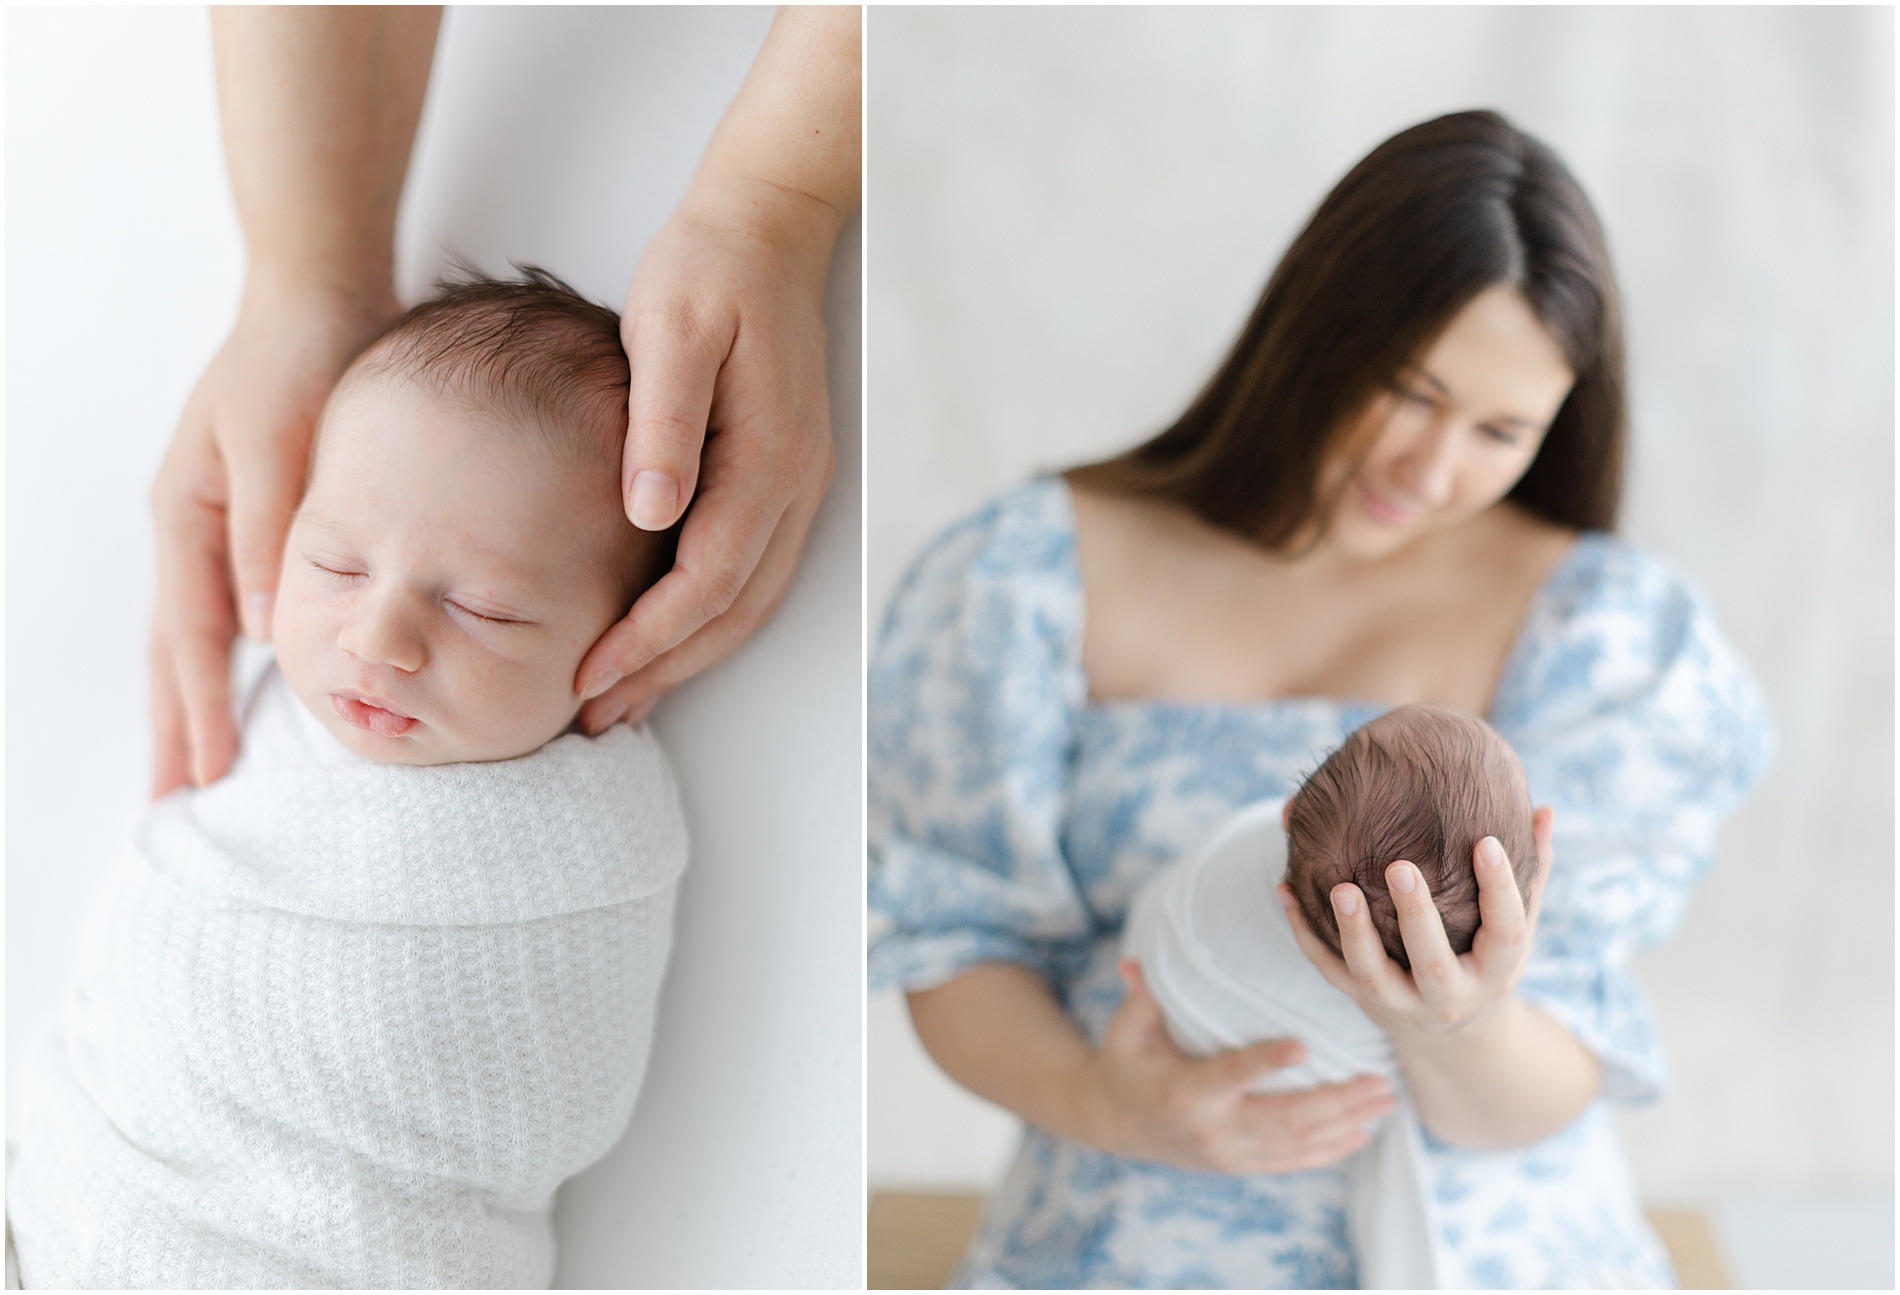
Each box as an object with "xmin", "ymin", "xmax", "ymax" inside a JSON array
[{"xmin": 332, "ymin": 691, "xmax": 419, "ymax": 737}]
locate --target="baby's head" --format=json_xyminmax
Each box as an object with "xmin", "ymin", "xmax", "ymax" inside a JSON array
[
  {"xmin": 1284, "ymin": 704, "xmax": 1535, "ymax": 970},
  {"xmin": 273, "ymin": 267, "xmax": 672, "ymax": 765}
]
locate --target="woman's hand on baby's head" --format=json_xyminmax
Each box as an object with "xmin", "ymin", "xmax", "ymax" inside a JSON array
[
  {"xmin": 1081, "ymin": 961, "xmax": 1395, "ymax": 1176},
  {"xmin": 1278, "ymin": 806, "xmax": 1555, "ymax": 1041},
  {"xmin": 149, "ymin": 281, "xmax": 402, "ymax": 796}
]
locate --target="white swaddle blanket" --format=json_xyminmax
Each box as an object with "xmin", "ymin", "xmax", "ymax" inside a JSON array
[
  {"xmin": 1122, "ymin": 798, "xmax": 1460, "ymax": 1289},
  {"xmin": 7, "ymin": 664, "xmax": 688, "ymax": 1288}
]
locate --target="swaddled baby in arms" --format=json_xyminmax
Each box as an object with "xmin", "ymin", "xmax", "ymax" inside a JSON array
[
  {"xmin": 1123, "ymin": 703, "xmax": 1541, "ymax": 1288},
  {"xmin": 8, "ymin": 269, "xmax": 687, "ymax": 1289}
]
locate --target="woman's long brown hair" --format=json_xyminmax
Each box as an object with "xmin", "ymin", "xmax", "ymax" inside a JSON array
[{"xmin": 1068, "ymin": 109, "xmax": 1626, "ymax": 547}]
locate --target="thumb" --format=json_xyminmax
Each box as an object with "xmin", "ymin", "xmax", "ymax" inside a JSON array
[
  {"xmin": 621, "ymin": 304, "xmax": 727, "ymax": 531},
  {"xmin": 1109, "ymin": 959, "xmax": 1173, "ymax": 1045},
  {"xmin": 224, "ymin": 442, "xmax": 303, "ymax": 643}
]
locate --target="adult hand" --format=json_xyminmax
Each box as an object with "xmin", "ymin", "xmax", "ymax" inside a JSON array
[
  {"xmin": 148, "ymin": 282, "xmax": 399, "ymax": 795},
  {"xmin": 1278, "ymin": 806, "xmax": 1555, "ymax": 1042},
  {"xmin": 573, "ymin": 5, "xmax": 857, "ymax": 732},
  {"xmin": 1075, "ymin": 961, "xmax": 1396, "ymax": 1176},
  {"xmin": 574, "ymin": 182, "xmax": 839, "ymax": 732}
]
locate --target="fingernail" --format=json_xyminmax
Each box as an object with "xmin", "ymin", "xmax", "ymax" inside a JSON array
[
  {"xmin": 244, "ymin": 592, "xmax": 275, "ymax": 643},
  {"xmin": 590, "ymin": 702, "xmax": 628, "ymax": 733},
  {"xmin": 629, "ymin": 471, "xmax": 678, "ymax": 531},
  {"xmin": 580, "ymin": 670, "xmax": 622, "ymax": 701},
  {"xmin": 1480, "ymin": 837, "xmax": 1505, "ymax": 868},
  {"xmin": 1332, "ymin": 887, "xmax": 1359, "ymax": 916},
  {"xmin": 1389, "ymin": 863, "xmax": 1418, "ymax": 894}
]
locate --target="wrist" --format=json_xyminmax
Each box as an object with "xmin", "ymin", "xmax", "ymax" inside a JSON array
[
  {"xmin": 240, "ymin": 257, "xmax": 400, "ymax": 327},
  {"xmin": 1047, "ymin": 1047, "xmax": 1121, "ymax": 1152},
  {"xmin": 673, "ymin": 170, "xmax": 847, "ymax": 287},
  {"xmin": 1391, "ymin": 995, "xmax": 1523, "ymax": 1067}
]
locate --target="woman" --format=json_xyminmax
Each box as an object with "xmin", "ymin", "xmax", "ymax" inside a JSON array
[{"xmin": 869, "ymin": 110, "xmax": 1771, "ymax": 1288}]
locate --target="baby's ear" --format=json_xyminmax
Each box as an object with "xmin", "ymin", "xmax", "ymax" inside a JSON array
[{"xmin": 1281, "ymin": 799, "xmax": 1292, "ymax": 831}]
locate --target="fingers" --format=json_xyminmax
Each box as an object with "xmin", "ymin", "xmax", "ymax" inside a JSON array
[
  {"xmin": 576, "ymin": 419, "xmax": 830, "ymax": 698},
  {"xmin": 149, "ymin": 633, "xmax": 192, "ymax": 800},
  {"xmin": 222, "ymin": 439, "xmax": 304, "ymax": 642},
  {"xmin": 1383, "ymin": 860, "xmax": 1460, "ymax": 995},
  {"xmin": 578, "ymin": 468, "xmax": 822, "ymax": 731},
  {"xmin": 1526, "ymin": 805, "xmax": 1555, "ymax": 923},
  {"xmin": 621, "ymin": 302, "xmax": 731, "ymax": 530},
  {"xmin": 1248, "ymin": 1074, "xmax": 1393, "ymax": 1134},
  {"xmin": 1276, "ymin": 884, "xmax": 1359, "ymax": 997},
  {"xmin": 1190, "ymin": 1036, "xmax": 1309, "ymax": 1096},
  {"xmin": 1230, "ymin": 1079, "xmax": 1394, "ymax": 1173},
  {"xmin": 152, "ymin": 473, "xmax": 242, "ymax": 789},
  {"xmin": 1107, "ymin": 959, "xmax": 1179, "ymax": 1056},
  {"xmin": 1471, "ymin": 834, "xmax": 1532, "ymax": 964},
  {"xmin": 1329, "ymin": 881, "xmax": 1415, "ymax": 1009}
]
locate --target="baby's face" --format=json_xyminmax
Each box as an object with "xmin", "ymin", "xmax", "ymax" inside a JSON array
[{"xmin": 273, "ymin": 371, "xmax": 631, "ymax": 764}]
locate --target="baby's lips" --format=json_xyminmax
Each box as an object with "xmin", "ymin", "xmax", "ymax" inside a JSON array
[{"xmin": 332, "ymin": 692, "xmax": 419, "ymax": 737}]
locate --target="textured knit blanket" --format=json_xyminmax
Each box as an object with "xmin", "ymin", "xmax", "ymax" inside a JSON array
[
  {"xmin": 7, "ymin": 666, "xmax": 688, "ymax": 1288},
  {"xmin": 1122, "ymin": 799, "xmax": 1457, "ymax": 1289}
]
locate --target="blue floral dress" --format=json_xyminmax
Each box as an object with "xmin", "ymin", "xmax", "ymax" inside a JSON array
[{"xmin": 869, "ymin": 478, "xmax": 1773, "ymax": 1290}]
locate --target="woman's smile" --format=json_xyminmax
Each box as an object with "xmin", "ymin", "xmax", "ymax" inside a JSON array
[{"xmin": 1354, "ymin": 477, "xmax": 1426, "ymax": 527}]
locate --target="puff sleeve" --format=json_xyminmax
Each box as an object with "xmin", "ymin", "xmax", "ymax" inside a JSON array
[
  {"xmin": 1493, "ymin": 535, "xmax": 1774, "ymax": 1103},
  {"xmin": 868, "ymin": 480, "xmax": 1100, "ymax": 993}
]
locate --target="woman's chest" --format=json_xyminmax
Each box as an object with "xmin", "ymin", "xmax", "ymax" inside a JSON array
[
  {"xmin": 1086, "ymin": 557, "xmax": 1529, "ymax": 715},
  {"xmin": 1060, "ymin": 702, "xmax": 1382, "ymax": 920}
]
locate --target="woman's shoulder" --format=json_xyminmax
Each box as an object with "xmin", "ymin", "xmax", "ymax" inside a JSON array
[
  {"xmin": 1499, "ymin": 531, "xmax": 1774, "ymax": 784},
  {"xmin": 878, "ymin": 476, "xmax": 1083, "ymax": 638},
  {"xmin": 1537, "ymin": 531, "xmax": 1709, "ymax": 627}
]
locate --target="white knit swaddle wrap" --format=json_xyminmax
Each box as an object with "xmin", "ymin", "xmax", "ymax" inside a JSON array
[
  {"xmin": 7, "ymin": 668, "xmax": 688, "ymax": 1288},
  {"xmin": 1122, "ymin": 798, "xmax": 1459, "ymax": 1290}
]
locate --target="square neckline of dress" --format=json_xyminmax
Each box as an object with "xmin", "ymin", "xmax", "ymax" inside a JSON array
[{"xmin": 1041, "ymin": 474, "xmax": 1593, "ymax": 728}]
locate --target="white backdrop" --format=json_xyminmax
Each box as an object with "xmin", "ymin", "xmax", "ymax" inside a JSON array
[
  {"xmin": 867, "ymin": 6, "xmax": 1894, "ymax": 1206},
  {"xmin": 6, "ymin": 7, "xmax": 861, "ymax": 1287}
]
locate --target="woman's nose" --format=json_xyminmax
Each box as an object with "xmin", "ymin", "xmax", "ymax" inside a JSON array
[
  {"xmin": 1391, "ymin": 420, "xmax": 1459, "ymax": 506},
  {"xmin": 336, "ymin": 586, "xmax": 427, "ymax": 673}
]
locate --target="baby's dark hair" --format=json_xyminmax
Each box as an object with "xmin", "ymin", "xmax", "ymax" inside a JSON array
[
  {"xmin": 1285, "ymin": 704, "xmax": 1536, "ymax": 970},
  {"xmin": 330, "ymin": 263, "xmax": 674, "ymax": 610}
]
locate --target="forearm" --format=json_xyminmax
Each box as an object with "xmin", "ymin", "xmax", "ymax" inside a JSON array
[
  {"xmin": 906, "ymin": 964, "xmax": 1105, "ymax": 1146},
  {"xmin": 1392, "ymin": 997, "xmax": 1601, "ymax": 1150},
  {"xmin": 680, "ymin": 5, "xmax": 861, "ymax": 272},
  {"xmin": 210, "ymin": 5, "xmax": 441, "ymax": 302}
]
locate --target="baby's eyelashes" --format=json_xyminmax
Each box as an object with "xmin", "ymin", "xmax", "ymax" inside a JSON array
[{"xmin": 445, "ymin": 599, "xmax": 533, "ymax": 627}]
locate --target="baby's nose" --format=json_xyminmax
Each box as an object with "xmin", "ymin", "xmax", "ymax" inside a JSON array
[{"xmin": 338, "ymin": 590, "xmax": 427, "ymax": 673}]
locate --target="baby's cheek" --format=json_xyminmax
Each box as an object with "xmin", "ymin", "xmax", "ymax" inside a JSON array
[
  {"xmin": 454, "ymin": 649, "xmax": 582, "ymax": 755},
  {"xmin": 269, "ymin": 590, "xmax": 328, "ymax": 693}
]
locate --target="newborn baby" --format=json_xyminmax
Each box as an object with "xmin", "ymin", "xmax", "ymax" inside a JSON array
[
  {"xmin": 1284, "ymin": 703, "xmax": 1537, "ymax": 971},
  {"xmin": 1122, "ymin": 704, "xmax": 1537, "ymax": 1289},
  {"xmin": 8, "ymin": 269, "xmax": 688, "ymax": 1289}
]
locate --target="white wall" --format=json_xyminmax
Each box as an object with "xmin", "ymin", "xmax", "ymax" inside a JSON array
[
  {"xmin": 867, "ymin": 6, "xmax": 1894, "ymax": 1201},
  {"xmin": 6, "ymin": 7, "xmax": 861, "ymax": 1287}
]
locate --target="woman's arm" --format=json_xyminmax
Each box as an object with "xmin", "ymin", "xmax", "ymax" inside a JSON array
[
  {"xmin": 909, "ymin": 962, "xmax": 1397, "ymax": 1176},
  {"xmin": 151, "ymin": 7, "xmax": 441, "ymax": 793},
  {"xmin": 1384, "ymin": 997, "xmax": 1600, "ymax": 1150},
  {"xmin": 1280, "ymin": 807, "xmax": 1601, "ymax": 1149},
  {"xmin": 576, "ymin": 5, "xmax": 861, "ymax": 730}
]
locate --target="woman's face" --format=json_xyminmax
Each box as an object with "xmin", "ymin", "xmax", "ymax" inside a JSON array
[{"xmin": 1318, "ymin": 284, "xmax": 1576, "ymax": 561}]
